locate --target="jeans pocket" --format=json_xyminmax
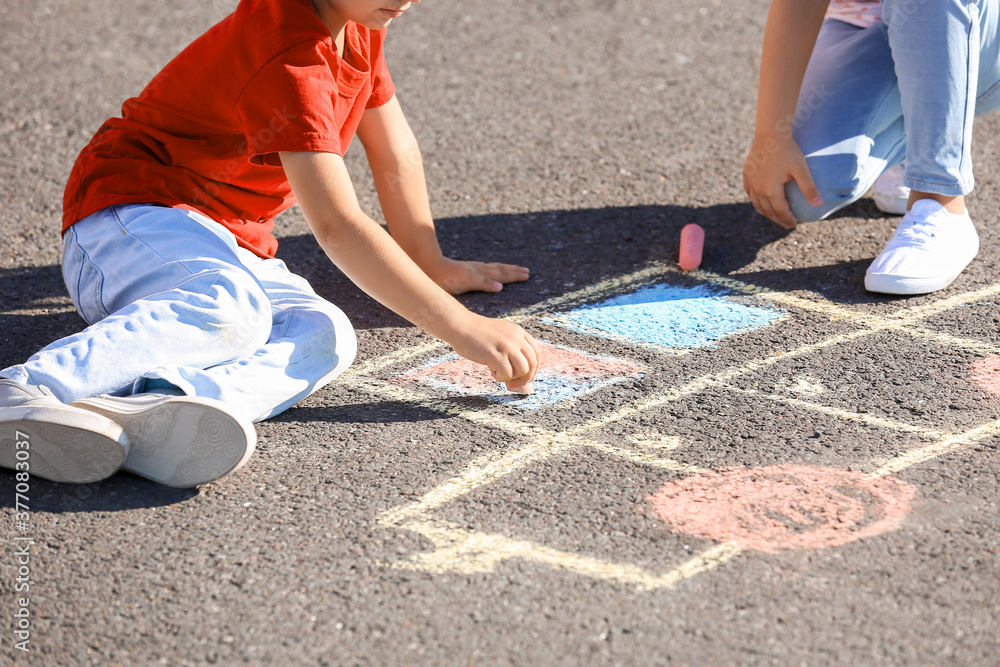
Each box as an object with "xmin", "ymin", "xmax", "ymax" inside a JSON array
[{"xmin": 61, "ymin": 227, "xmax": 110, "ymax": 325}]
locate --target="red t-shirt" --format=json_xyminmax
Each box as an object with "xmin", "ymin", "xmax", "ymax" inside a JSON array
[{"xmin": 63, "ymin": 0, "xmax": 395, "ymax": 258}]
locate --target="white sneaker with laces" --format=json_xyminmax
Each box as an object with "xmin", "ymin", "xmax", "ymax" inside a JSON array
[
  {"xmin": 873, "ymin": 164, "xmax": 911, "ymax": 216},
  {"xmin": 0, "ymin": 379, "xmax": 128, "ymax": 484},
  {"xmin": 865, "ymin": 199, "xmax": 979, "ymax": 295},
  {"xmin": 73, "ymin": 393, "xmax": 256, "ymax": 488}
]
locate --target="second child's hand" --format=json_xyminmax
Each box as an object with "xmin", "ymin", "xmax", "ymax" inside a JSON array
[
  {"xmin": 744, "ymin": 0, "xmax": 830, "ymax": 228},
  {"xmin": 742, "ymin": 136, "xmax": 821, "ymax": 229}
]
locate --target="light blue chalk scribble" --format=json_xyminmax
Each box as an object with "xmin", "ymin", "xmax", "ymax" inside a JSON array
[
  {"xmin": 544, "ymin": 284, "xmax": 785, "ymax": 350},
  {"xmin": 493, "ymin": 371, "xmax": 633, "ymax": 410},
  {"xmin": 402, "ymin": 345, "xmax": 644, "ymax": 411}
]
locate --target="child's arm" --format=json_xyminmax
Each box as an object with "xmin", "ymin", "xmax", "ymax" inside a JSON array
[
  {"xmin": 356, "ymin": 95, "xmax": 530, "ymax": 295},
  {"xmin": 742, "ymin": 0, "xmax": 830, "ymax": 229},
  {"xmin": 279, "ymin": 150, "xmax": 540, "ymax": 392}
]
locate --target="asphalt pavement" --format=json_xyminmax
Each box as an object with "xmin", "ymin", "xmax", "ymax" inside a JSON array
[{"xmin": 2, "ymin": 0, "xmax": 999, "ymax": 664}]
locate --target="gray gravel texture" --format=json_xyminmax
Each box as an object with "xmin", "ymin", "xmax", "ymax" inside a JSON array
[{"xmin": 2, "ymin": 1, "xmax": 1000, "ymax": 665}]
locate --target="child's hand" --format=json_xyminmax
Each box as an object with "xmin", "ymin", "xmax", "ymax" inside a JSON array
[
  {"xmin": 447, "ymin": 313, "xmax": 541, "ymax": 392},
  {"xmin": 427, "ymin": 257, "xmax": 530, "ymax": 295},
  {"xmin": 742, "ymin": 136, "xmax": 822, "ymax": 230}
]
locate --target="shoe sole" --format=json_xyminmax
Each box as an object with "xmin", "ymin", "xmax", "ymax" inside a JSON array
[
  {"xmin": 73, "ymin": 396, "xmax": 256, "ymax": 488},
  {"xmin": 865, "ymin": 271, "xmax": 963, "ymax": 295},
  {"xmin": 0, "ymin": 405, "xmax": 128, "ymax": 484}
]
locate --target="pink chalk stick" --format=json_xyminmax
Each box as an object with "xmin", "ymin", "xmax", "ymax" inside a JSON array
[{"xmin": 678, "ymin": 223, "xmax": 705, "ymax": 271}]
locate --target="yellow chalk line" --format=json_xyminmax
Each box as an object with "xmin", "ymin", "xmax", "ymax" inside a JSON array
[
  {"xmin": 377, "ymin": 433, "xmax": 577, "ymax": 528},
  {"xmin": 722, "ymin": 385, "xmax": 948, "ymax": 439},
  {"xmin": 686, "ymin": 268, "xmax": 771, "ymax": 296},
  {"xmin": 367, "ymin": 385, "xmax": 704, "ymax": 528},
  {"xmin": 577, "ymin": 440, "xmax": 709, "ymax": 475},
  {"xmin": 348, "ymin": 374, "xmax": 544, "ymax": 438},
  {"xmin": 380, "ymin": 517, "xmax": 742, "ymax": 591},
  {"xmin": 362, "ymin": 307, "xmax": 916, "ymax": 581},
  {"xmin": 0, "ymin": 306, "xmax": 77, "ymax": 316},
  {"xmin": 868, "ymin": 418, "xmax": 1000, "ymax": 477},
  {"xmin": 890, "ymin": 283, "xmax": 1000, "ymax": 322},
  {"xmin": 697, "ymin": 268, "xmax": 1000, "ymax": 331},
  {"xmin": 895, "ymin": 326, "xmax": 1000, "ymax": 355},
  {"xmin": 634, "ymin": 434, "xmax": 686, "ymax": 451},
  {"xmin": 347, "ymin": 339, "xmax": 447, "ymax": 376},
  {"xmin": 540, "ymin": 314, "xmax": 695, "ymax": 355},
  {"xmin": 512, "ymin": 262, "xmax": 675, "ymax": 318},
  {"xmin": 572, "ymin": 328, "xmax": 878, "ymax": 434},
  {"xmin": 359, "ymin": 266, "xmax": 1000, "ymax": 590}
]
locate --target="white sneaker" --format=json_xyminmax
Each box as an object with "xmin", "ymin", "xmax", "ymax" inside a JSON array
[
  {"xmin": 865, "ymin": 199, "xmax": 979, "ymax": 295},
  {"xmin": 0, "ymin": 379, "xmax": 128, "ymax": 484},
  {"xmin": 873, "ymin": 164, "xmax": 910, "ymax": 216},
  {"xmin": 73, "ymin": 393, "xmax": 256, "ymax": 488}
]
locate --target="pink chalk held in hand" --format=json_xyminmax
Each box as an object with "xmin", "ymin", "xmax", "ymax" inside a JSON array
[{"xmin": 678, "ymin": 223, "xmax": 705, "ymax": 271}]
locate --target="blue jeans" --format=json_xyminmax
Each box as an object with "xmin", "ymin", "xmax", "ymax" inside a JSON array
[
  {"xmin": 787, "ymin": 0, "xmax": 1000, "ymax": 221},
  {"xmin": 1, "ymin": 204, "xmax": 356, "ymax": 423}
]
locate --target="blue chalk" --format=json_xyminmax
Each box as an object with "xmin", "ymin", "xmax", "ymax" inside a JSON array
[{"xmin": 545, "ymin": 284, "xmax": 785, "ymax": 350}]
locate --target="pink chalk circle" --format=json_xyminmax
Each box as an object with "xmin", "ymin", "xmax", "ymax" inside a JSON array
[
  {"xmin": 969, "ymin": 355, "xmax": 1000, "ymax": 397},
  {"xmin": 678, "ymin": 223, "xmax": 705, "ymax": 271},
  {"xmin": 650, "ymin": 465, "xmax": 916, "ymax": 554}
]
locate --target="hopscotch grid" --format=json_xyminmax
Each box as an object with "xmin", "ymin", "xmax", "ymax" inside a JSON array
[{"xmin": 347, "ymin": 265, "xmax": 1000, "ymax": 590}]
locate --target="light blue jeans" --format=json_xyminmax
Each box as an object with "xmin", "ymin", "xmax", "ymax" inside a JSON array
[
  {"xmin": 1, "ymin": 204, "xmax": 356, "ymax": 423},
  {"xmin": 787, "ymin": 0, "xmax": 1000, "ymax": 221}
]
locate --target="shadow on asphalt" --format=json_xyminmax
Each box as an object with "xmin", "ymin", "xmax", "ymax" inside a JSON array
[
  {"xmin": 0, "ymin": 201, "xmax": 891, "ymax": 511},
  {"xmin": 0, "ymin": 473, "xmax": 197, "ymax": 513},
  {"xmin": 275, "ymin": 202, "xmax": 799, "ymax": 327},
  {"xmin": 270, "ymin": 400, "xmax": 458, "ymax": 425},
  {"xmin": 1, "ymin": 201, "xmax": 888, "ymax": 373},
  {"xmin": 273, "ymin": 392, "xmax": 545, "ymax": 424}
]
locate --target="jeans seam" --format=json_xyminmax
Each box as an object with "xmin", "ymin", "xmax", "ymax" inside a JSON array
[
  {"xmin": 959, "ymin": 3, "xmax": 979, "ymax": 189},
  {"xmin": 65, "ymin": 225, "xmax": 111, "ymax": 322}
]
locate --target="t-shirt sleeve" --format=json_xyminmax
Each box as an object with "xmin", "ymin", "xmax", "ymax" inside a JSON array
[
  {"xmin": 234, "ymin": 41, "xmax": 345, "ymax": 164},
  {"xmin": 366, "ymin": 30, "xmax": 395, "ymax": 109}
]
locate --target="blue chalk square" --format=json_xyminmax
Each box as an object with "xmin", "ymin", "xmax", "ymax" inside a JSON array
[{"xmin": 542, "ymin": 283, "xmax": 786, "ymax": 351}]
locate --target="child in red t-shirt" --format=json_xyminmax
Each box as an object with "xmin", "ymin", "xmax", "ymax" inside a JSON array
[{"xmin": 0, "ymin": 0, "xmax": 540, "ymax": 488}]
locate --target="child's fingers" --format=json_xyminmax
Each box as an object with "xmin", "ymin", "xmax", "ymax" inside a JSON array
[
  {"xmin": 769, "ymin": 193, "xmax": 798, "ymax": 230},
  {"xmin": 524, "ymin": 332, "xmax": 542, "ymax": 381},
  {"xmin": 504, "ymin": 335, "xmax": 540, "ymax": 396},
  {"xmin": 470, "ymin": 261, "xmax": 529, "ymax": 285},
  {"xmin": 504, "ymin": 350, "xmax": 532, "ymax": 384},
  {"xmin": 491, "ymin": 336, "xmax": 538, "ymax": 385},
  {"xmin": 489, "ymin": 356, "xmax": 517, "ymax": 383},
  {"xmin": 745, "ymin": 174, "xmax": 794, "ymax": 229},
  {"xmin": 474, "ymin": 274, "xmax": 504, "ymax": 293},
  {"xmin": 754, "ymin": 187, "xmax": 793, "ymax": 229},
  {"xmin": 791, "ymin": 160, "xmax": 823, "ymax": 209},
  {"xmin": 487, "ymin": 262, "xmax": 530, "ymax": 284}
]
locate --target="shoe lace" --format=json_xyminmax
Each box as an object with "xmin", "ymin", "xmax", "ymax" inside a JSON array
[{"xmin": 895, "ymin": 217, "xmax": 940, "ymax": 245}]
